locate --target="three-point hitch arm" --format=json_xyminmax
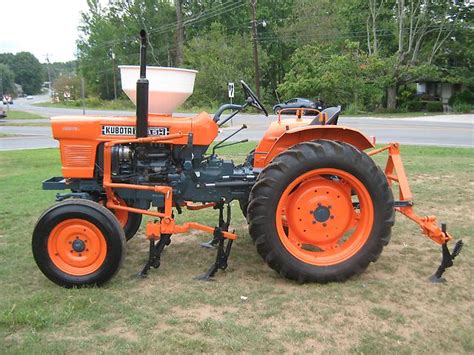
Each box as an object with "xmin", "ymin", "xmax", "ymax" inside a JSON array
[{"xmin": 368, "ymin": 143, "xmax": 464, "ymax": 282}]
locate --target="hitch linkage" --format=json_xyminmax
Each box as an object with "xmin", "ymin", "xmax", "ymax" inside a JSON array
[
  {"xmin": 429, "ymin": 223, "xmax": 464, "ymax": 283},
  {"xmin": 138, "ymin": 234, "xmax": 171, "ymax": 278},
  {"xmin": 201, "ymin": 203, "xmax": 231, "ymax": 249},
  {"xmin": 196, "ymin": 202, "xmax": 234, "ymax": 281}
]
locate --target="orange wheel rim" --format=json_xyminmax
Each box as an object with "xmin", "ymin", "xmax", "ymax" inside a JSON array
[
  {"xmin": 47, "ymin": 219, "xmax": 107, "ymax": 276},
  {"xmin": 276, "ymin": 168, "xmax": 374, "ymax": 266}
]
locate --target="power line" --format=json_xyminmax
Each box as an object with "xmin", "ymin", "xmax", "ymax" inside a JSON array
[
  {"xmin": 79, "ymin": 1, "xmax": 246, "ymax": 52},
  {"xmin": 76, "ymin": 23, "xmax": 460, "ymax": 74}
]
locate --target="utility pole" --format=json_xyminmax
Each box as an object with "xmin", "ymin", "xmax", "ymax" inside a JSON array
[
  {"xmin": 250, "ymin": 0, "xmax": 260, "ymax": 98},
  {"xmin": 45, "ymin": 53, "xmax": 52, "ymax": 97},
  {"xmin": 81, "ymin": 76, "xmax": 86, "ymax": 116},
  {"xmin": 110, "ymin": 50, "xmax": 117, "ymax": 100},
  {"xmin": 174, "ymin": 0, "xmax": 184, "ymax": 67}
]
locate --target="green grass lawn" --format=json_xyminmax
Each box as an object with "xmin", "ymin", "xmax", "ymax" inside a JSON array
[
  {"xmin": 0, "ymin": 144, "xmax": 473, "ymax": 353},
  {"xmin": 32, "ymin": 100, "xmax": 465, "ymax": 118},
  {"xmin": 3, "ymin": 111, "xmax": 45, "ymax": 120},
  {"xmin": 35, "ymin": 100, "xmax": 135, "ymax": 111},
  {"xmin": 348, "ymin": 111, "xmax": 450, "ymax": 118},
  {"xmin": 34, "ymin": 100, "xmax": 219, "ymax": 114}
]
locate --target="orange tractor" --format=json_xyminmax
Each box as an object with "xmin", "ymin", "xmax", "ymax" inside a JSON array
[{"xmin": 33, "ymin": 31, "xmax": 462, "ymax": 287}]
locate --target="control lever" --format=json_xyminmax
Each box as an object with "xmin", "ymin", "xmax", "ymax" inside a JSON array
[{"xmin": 212, "ymin": 124, "xmax": 247, "ymax": 155}]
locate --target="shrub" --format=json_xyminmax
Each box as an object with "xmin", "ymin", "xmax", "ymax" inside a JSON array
[
  {"xmin": 343, "ymin": 103, "xmax": 362, "ymax": 115},
  {"xmin": 406, "ymin": 100, "xmax": 423, "ymax": 111},
  {"xmin": 398, "ymin": 84, "xmax": 417, "ymax": 108},
  {"xmin": 448, "ymin": 88, "xmax": 473, "ymax": 107},
  {"xmin": 84, "ymin": 97, "xmax": 103, "ymax": 107},
  {"xmin": 453, "ymin": 102, "xmax": 472, "ymax": 113},
  {"xmin": 426, "ymin": 101, "xmax": 443, "ymax": 112}
]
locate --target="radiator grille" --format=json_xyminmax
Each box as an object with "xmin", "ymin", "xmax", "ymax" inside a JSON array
[{"xmin": 63, "ymin": 145, "xmax": 93, "ymax": 167}]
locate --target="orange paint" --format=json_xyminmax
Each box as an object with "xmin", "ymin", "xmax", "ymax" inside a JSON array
[
  {"xmin": 99, "ymin": 196, "xmax": 129, "ymax": 227},
  {"xmin": 47, "ymin": 219, "xmax": 107, "ymax": 276},
  {"xmin": 146, "ymin": 220, "xmax": 237, "ymax": 241},
  {"xmin": 369, "ymin": 143, "xmax": 452, "ymax": 245},
  {"xmin": 99, "ymin": 131, "xmax": 236, "ymax": 243},
  {"xmin": 253, "ymin": 118, "xmax": 374, "ymax": 168},
  {"xmin": 51, "ymin": 112, "xmax": 218, "ymax": 178},
  {"xmin": 275, "ymin": 168, "xmax": 374, "ymax": 266}
]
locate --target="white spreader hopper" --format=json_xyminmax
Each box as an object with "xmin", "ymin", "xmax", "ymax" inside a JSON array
[{"xmin": 119, "ymin": 66, "xmax": 198, "ymax": 114}]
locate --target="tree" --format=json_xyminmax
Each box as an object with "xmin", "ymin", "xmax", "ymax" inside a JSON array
[
  {"xmin": 74, "ymin": 0, "xmax": 471, "ymax": 110},
  {"xmin": 174, "ymin": 0, "xmax": 184, "ymax": 67},
  {"xmin": 0, "ymin": 52, "xmax": 44, "ymax": 94},
  {"xmin": 278, "ymin": 41, "xmax": 387, "ymax": 110},
  {"xmin": 10, "ymin": 52, "xmax": 44, "ymax": 94},
  {"xmin": 53, "ymin": 74, "xmax": 81, "ymax": 101},
  {"xmin": 42, "ymin": 61, "xmax": 77, "ymax": 83},
  {"xmin": 184, "ymin": 23, "xmax": 268, "ymax": 107},
  {"xmin": 382, "ymin": 0, "xmax": 467, "ymax": 109},
  {"xmin": 0, "ymin": 64, "xmax": 16, "ymax": 95},
  {"xmin": 78, "ymin": 0, "xmax": 176, "ymax": 99}
]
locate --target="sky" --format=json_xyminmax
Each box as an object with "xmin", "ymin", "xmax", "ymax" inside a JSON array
[{"xmin": 0, "ymin": 0, "xmax": 99, "ymax": 63}]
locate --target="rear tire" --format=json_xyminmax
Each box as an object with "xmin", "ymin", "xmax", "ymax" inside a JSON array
[
  {"xmin": 32, "ymin": 199, "xmax": 126, "ymax": 287},
  {"xmin": 122, "ymin": 212, "xmax": 142, "ymax": 241},
  {"xmin": 247, "ymin": 140, "xmax": 394, "ymax": 283}
]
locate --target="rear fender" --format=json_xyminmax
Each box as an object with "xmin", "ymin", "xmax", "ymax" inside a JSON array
[{"xmin": 254, "ymin": 125, "xmax": 374, "ymax": 168}]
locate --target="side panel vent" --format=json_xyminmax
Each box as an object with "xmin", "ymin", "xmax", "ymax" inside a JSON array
[{"xmin": 63, "ymin": 145, "xmax": 94, "ymax": 167}]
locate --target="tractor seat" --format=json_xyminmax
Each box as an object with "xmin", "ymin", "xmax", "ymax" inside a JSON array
[{"xmin": 310, "ymin": 106, "xmax": 342, "ymax": 125}]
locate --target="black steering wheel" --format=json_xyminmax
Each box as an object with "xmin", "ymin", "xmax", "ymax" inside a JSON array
[{"xmin": 240, "ymin": 80, "xmax": 268, "ymax": 117}]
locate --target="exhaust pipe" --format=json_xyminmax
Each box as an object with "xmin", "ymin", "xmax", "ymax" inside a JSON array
[{"xmin": 136, "ymin": 30, "xmax": 149, "ymax": 138}]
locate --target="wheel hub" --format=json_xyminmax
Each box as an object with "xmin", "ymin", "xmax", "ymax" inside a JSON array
[
  {"xmin": 47, "ymin": 219, "xmax": 107, "ymax": 276},
  {"xmin": 285, "ymin": 177, "xmax": 354, "ymax": 246},
  {"xmin": 72, "ymin": 239, "xmax": 86, "ymax": 253},
  {"xmin": 313, "ymin": 205, "xmax": 331, "ymax": 223}
]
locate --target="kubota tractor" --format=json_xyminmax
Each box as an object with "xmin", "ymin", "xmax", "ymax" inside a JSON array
[{"xmin": 33, "ymin": 31, "xmax": 462, "ymax": 287}]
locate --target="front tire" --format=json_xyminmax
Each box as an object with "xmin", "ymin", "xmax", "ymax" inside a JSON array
[
  {"xmin": 247, "ymin": 140, "xmax": 394, "ymax": 283},
  {"xmin": 32, "ymin": 199, "xmax": 126, "ymax": 287}
]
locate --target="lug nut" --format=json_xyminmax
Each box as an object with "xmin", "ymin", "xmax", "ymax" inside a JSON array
[{"xmin": 323, "ymin": 223, "xmax": 327, "ymax": 227}]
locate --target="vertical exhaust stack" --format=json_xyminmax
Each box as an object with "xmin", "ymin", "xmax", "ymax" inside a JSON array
[{"xmin": 136, "ymin": 30, "xmax": 149, "ymax": 138}]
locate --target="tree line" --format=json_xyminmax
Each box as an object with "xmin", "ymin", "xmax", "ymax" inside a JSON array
[
  {"xmin": 3, "ymin": 0, "xmax": 471, "ymax": 111},
  {"xmin": 0, "ymin": 52, "xmax": 44, "ymax": 95},
  {"xmin": 76, "ymin": 0, "xmax": 472, "ymax": 112}
]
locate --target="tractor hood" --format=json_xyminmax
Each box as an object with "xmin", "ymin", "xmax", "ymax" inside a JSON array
[{"xmin": 50, "ymin": 112, "xmax": 217, "ymax": 178}]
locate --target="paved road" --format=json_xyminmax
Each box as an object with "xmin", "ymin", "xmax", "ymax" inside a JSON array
[{"xmin": 1, "ymin": 96, "xmax": 473, "ymax": 150}]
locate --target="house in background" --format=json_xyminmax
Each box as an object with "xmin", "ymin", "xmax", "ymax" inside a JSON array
[
  {"xmin": 14, "ymin": 84, "xmax": 23, "ymax": 97},
  {"xmin": 416, "ymin": 81, "xmax": 469, "ymax": 112}
]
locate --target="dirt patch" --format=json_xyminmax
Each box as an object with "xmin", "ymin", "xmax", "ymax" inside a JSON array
[
  {"xmin": 103, "ymin": 323, "xmax": 140, "ymax": 342},
  {"xmin": 171, "ymin": 304, "xmax": 240, "ymax": 322}
]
